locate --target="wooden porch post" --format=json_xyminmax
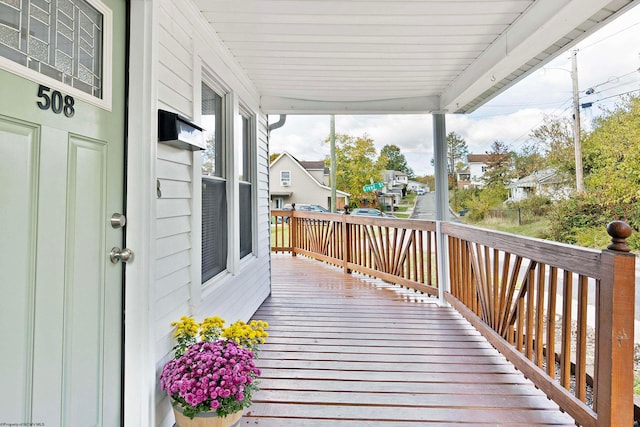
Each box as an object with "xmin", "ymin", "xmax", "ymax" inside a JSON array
[
  {"xmin": 595, "ymin": 221, "xmax": 635, "ymax": 426},
  {"xmin": 433, "ymin": 112, "xmax": 451, "ymax": 305}
]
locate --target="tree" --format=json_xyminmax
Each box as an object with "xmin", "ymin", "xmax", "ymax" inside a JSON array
[
  {"xmin": 326, "ymin": 133, "xmax": 386, "ymax": 205},
  {"xmin": 512, "ymin": 143, "xmax": 545, "ymax": 179},
  {"xmin": 482, "ymin": 140, "xmax": 512, "ymax": 193},
  {"xmin": 545, "ymin": 96, "xmax": 640, "ymax": 250},
  {"xmin": 529, "ymin": 115, "xmax": 575, "ymax": 177},
  {"xmin": 380, "ymin": 144, "xmax": 415, "ymax": 178},
  {"xmin": 201, "ymin": 136, "xmax": 216, "ymax": 175},
  {"xmin": 446, "ymin": 132, "xmax": 469, "ymax": 176},
  {"xmin": 463, "ymin": 141, "xmax": 511, "ymax": 219},
  {"xmin": 269, "ymin": 152, "xmax": 280, "ymax": 164},
  {"xmin": 583, "ymin": 96, "xmax": 640, "ymax": 205},
  {"xmin": 415, "ymin": 175, "xmax": 435, "ymax": 190}
]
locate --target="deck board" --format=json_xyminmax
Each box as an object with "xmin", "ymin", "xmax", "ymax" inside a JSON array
[{"xmin": 242, "ymin": 255, "xmax": 576, "ymax": 426}]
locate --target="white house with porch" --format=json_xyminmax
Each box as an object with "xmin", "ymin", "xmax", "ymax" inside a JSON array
[
  {"xmin": 508, "ymin": 168, "xmax": 572, "ymax": 202},
  {"xmin": 0, "ymin": 0, "xmax": 637, "ymax": 426}
]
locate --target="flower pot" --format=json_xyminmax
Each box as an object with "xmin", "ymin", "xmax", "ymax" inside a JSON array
[{"xmin": 172, "ymin": 405, "xmax": 243, "ymax": 427}]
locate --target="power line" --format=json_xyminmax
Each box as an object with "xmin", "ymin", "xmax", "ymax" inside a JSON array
[
  {"xmin": 591, "ymin": 87, "xmax": 640, "ymax": 104},
  {"xmin": 579, "ymin": 20, "xmax": 640, "ymax": 51}
]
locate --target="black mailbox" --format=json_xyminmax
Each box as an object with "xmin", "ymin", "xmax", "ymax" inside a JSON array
[{"xmin": 158, "ymin": 109, "xmax": 205, "ymax": 151}]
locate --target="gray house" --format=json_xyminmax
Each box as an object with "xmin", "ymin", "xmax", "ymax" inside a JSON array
[{"xmin": 270, "ymin": 152, "xmax": 349, "ymax": 210}]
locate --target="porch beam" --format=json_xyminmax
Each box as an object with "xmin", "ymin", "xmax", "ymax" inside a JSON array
[
  {"xmin": 440, "ymin": 0, "xmax": 634, "ymax": 113},
  {"xmin": 260, "ymin": 95, "xmax": 440, "ymax": 114},
  {"xmin": 433, "ymin": 112, "xmax": 451, "ymax": 305}
]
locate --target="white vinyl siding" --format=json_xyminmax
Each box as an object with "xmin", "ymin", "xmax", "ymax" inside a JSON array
[
  {"xmin": 157, "ymin": 0, "xmax": 193, "ymax": 117},
  {"xmin": 153, "ymin": 1, "xmax": 271, "ymax": 426}
]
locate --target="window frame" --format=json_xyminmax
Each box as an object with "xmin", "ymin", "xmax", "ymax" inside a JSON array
[
  {"xmin": 238, "ymin": 105, "xmax": 256, "ymax": 260},
  {"xmin": 280, "ymin": 170, "xmax": 291, "ymax": 186},
  {"xmin": 200, "ymin": 79, "xmax": 229, "ymax": 285}
]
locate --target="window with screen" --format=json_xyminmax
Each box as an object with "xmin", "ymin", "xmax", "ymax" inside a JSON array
[
  {"xmin": 280, "ymin": 171, "xmax": 291, "ymax": 186},
  {"xmin": 201, "ymin": 82, "xmax": 227, "ymax": 282},
  {"xmin": 239, "ymin": 113, "xmax": 253, "ymax": 259}
]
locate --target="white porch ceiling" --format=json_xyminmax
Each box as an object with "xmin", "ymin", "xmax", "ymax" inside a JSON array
[{"xmin": 193, "ymin": 0, "xmax": 637, "ymax": 114}]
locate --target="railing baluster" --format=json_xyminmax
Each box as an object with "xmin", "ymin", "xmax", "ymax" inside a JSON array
[
  {"xmin": 497, "ymin": 252, "xmax": 511, "ymax": 336},
  {"xmin": 535, "ymin": 264, "xmax": 546, "ymax": 367},
  {"xmin": 423, "ymin": 231, "xmax": 429, "ymax": 286},
  {"xmin": 492, "ymin": 248, "xmax": 499, "ymax": 330},
  {"xmin": 516, "ymin": 297, "xmax": 525, "ymax": 352},
  {"xmin": 546, "ymin": 266, "xmax": 558, "ymax": 378},
  {"xmin": 525, "ymin": 267, "xmax": 535, "ymax": 360},
  {"xmin": 560, "ymin": 270, "xmax": 572, "ymax": 390},
  {"xmin": 410, "ymin": 230, "xmax": 417, "ymax": 282},
  {"xmin": 575, "ymin": 274, "xmax": 588, "ymax": 402}
]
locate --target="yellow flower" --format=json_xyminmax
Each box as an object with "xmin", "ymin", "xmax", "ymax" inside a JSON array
[{"xmin": 172, "ymin": 316, "xmax": 199, "ymax": 338}]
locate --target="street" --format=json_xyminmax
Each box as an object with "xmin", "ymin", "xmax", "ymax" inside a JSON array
[{"xmin": 411, "ymin": 191, "xmax": 461, "ymax": 222}]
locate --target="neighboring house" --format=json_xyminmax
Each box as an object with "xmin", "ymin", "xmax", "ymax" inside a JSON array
[
  {"xmin": 457, "ymin": 169, "xmax": 473, "ymax": 189},
  {"xmin": 407, "ymin": 180, "xmax": 421, "ymax": 191},
  {"xmin": 384, "ymin": 170, "xmax": 409, "ymax": 186},
  {"xmin": 380, "ymin": 189, "xmax": 403, "ymax": 210},
  {"xmin": 381, "ymin": 170, "xmax": 408, "ymax": 210},
  {"xmin": 508, "ymin": 169, "xmax": 572, "ymax": 202},
  {"xmin": 270, "ymin": 152, "xmax": 349, "ymax": 210},
  {"xmin": 465, "ymin": 154, "xmax": 492, "ymax": 188},
  {"xmin": 407, "ymin": 180, "xmax": 430, "ymax": 193}
]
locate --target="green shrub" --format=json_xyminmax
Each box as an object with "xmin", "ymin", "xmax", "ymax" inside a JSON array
[
  {"xmin": 507, "ymin": 195, "xmax": 552, "ymax": 216},
  {"xmin": 547, "ymin": 193, "xmax": 640, "ymax": 250},
  {"xmin": 454, "ymin": 187, "xmax": 480, "ymax": 209},
  {"xmin": 464, "ymin": 185, "xmax": 508, "ymax": 221}
]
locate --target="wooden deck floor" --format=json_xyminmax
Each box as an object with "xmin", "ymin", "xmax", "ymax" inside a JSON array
[{"xmin": 241, "ymin": 255, "xmax": 576, "ymax": 426}]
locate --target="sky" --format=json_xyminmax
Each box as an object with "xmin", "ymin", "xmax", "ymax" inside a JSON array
[{"xmin": 268, "ymin": 5, "xmax": 640, "ymax": 177}]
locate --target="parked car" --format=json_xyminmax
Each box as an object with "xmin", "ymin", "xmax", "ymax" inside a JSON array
[
  {"xmin": 282, "ymin": 203, "xmax": 329, "ymax": 212},
  {"xmin": 416, "ymin": 188, "xmax": 425, "ymax": 195},
  {"xmin": 350, "ymin": 208, "xmax": 395, "ymax": 218},
  {"xmin": 275, "ymin": 203, "xmax": 329, "ymax": 223}
]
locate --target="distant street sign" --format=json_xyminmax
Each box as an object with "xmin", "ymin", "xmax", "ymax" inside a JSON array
[{"xmin": 363, "ymin": 181, "xmax": 385, "ymax": 192}]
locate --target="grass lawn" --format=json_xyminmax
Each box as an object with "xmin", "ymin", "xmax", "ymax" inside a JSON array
[{"xmin": 465, "ymin": 217, "xmax": 550, "ymax": 240}]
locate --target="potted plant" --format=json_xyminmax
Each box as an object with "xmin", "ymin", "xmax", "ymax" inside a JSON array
[{"xmin": 160, "ymin": 316, "xmax": 268, "ymax": 427}]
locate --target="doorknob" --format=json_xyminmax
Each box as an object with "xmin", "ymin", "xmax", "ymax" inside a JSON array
[{"xmin": 110, "ymin": 247, "xmax": 134, "ymax": 264}]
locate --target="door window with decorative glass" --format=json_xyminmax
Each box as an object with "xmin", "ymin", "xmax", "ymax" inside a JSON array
[{"xmin": 0, "ymin": 0, "xmax": 105, "ymax": 98}]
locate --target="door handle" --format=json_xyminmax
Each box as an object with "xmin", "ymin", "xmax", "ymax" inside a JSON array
[{"xmin": 110, "ymin": 247, "xmax": 134, "ymax": 264}]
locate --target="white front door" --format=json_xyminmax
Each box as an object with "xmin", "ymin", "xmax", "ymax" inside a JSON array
[{"xmin": 0, "ymin": 0, "xmax": 126, "ymax": 425}]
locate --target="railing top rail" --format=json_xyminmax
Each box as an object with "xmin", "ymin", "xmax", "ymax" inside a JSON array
[
  {"xmin": 345, "ymin": 215, "xmax": 437, "ymax": 231},
  {"xmin": 441, "ymin": 221, "xmax": 603, "ymax": 279},
  {"xmin": 270, "ymin": 209, "xmax": 438, "ymax": 232}
]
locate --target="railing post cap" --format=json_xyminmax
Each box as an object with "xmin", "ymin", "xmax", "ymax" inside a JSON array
[{"xmin": 606, "ymin": 220, "xmax": 632, "ymax": 252}]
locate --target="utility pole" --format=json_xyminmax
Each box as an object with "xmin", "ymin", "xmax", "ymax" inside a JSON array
[
  {"xmin": 571, "ymin": 50, "xmax": 584, "ymax": 194},
  {"xmin": 330, "ymin": 115, "xmax": 337, "ymax": 212}
]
